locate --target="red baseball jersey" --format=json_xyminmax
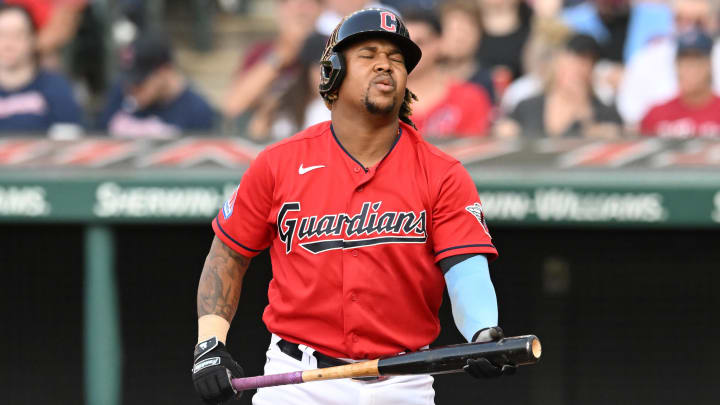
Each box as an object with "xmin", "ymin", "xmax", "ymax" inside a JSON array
[
  {"xmin": 640, "ymin": 95, "xmax": 720, "ymax": 138},
  {"xmin": 411, "ymin": 81, "xmax": 492, "ymax": 138},
  {"xmin": 213, "ymin": 120, "xmax": 497, "ymax": 359}
]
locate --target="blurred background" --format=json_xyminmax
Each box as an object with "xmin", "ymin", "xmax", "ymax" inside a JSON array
[{"xmin": 0, "ymin": 0, "xmax": 719, "ymax": 404}]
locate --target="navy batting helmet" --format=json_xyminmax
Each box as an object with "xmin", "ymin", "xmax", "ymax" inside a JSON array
[{"xmin": 319, "ymin": 8, "xmax": 422, "ymax": 98}]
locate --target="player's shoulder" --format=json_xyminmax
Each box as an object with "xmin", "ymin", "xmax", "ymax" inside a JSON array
[
  {"xmin": 402, "ymin": 122, "xmax": 461, "ymax": 168},
  {"xmin": 264, "ymin": 121, "xmax": 331, "ymax": 154}
]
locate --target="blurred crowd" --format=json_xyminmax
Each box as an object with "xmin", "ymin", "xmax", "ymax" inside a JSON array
[{"xmin": 2, "ymin": 0, "xmax": 720, "ymax": 141}]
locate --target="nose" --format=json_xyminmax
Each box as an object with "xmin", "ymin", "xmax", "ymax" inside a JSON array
[{"xmin": 373, "ymin": 54, "xmax": 392, "ymax": 73}]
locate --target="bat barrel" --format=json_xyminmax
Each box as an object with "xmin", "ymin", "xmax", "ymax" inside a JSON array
[{"xmin": 377, "ymin": 335, "xmax": 541, "ymax": 376}]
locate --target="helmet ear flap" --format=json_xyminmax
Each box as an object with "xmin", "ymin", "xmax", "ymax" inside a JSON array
[{"xmin": 319, "ymin": 51, "xmax": 346, "ymax": 96}]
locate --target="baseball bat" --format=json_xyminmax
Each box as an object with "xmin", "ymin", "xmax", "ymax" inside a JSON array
[{"xmin": 231, "ymin": 334, "xmax": 541, "ymax": 392}]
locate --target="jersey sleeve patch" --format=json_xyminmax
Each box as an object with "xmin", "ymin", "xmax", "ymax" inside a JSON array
[
  {"xmin": 465, "ymin": 202, "xmax": 490, "ymax": 237},
  {"xmin": 222, "ymin": 186, "xmax": 238, "ymax": 219},
  {"xmin": 211, "ymin": 148, "xmax": 275, "ymax": 258},
  {"xmin": 430, "ymin": 162, "xmax": 498, "ymax": 263}
]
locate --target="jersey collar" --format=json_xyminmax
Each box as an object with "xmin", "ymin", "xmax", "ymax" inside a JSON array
[{"xmin": 329, "ymin": 123, "xmax": 403, "ymax": 173}]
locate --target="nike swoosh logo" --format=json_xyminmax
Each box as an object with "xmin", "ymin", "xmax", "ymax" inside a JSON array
[{"xmin": 298, "ymin": 164, "xmax": 325, "ymax": 175}]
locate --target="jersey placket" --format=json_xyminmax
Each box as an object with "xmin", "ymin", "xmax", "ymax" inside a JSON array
[
  {"xmin": 342, "ymin": 160, "xmax": 377, "ymax": 357},
  {"xmin": 330, "ymin": 124, "xmax": 401, "ymax": 357}
]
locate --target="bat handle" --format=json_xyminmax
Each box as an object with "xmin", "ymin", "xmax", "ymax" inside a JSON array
[{"xmin": 232, "ymin": 371, "xmax": 304, "ymax": 391}]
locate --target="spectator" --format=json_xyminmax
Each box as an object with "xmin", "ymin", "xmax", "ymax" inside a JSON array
[
  {"xmin": 404, "ymin": 9, "xmax": 492, "ymax": 137},
  {"xmin": 438, "ymin": 0, "xmax": 495, "ymax": 103},
  {"xmin": 476, "ymin": 0, "xmax": 533, "ymax": 88},
  {"xmin": 640, "ymin": 30, "xmax": 720, "ymax": 138},
  {"xmin": 561, "ymin": 0, "xmax": 632, "ymax": 63},
  {"xmin": 561, "ymin": 0, "xmax": 634, "ymax": 105},
  {"xmin": 3, "ymin": 0, "xmax": 88, "ymax": 69},
  {"xmin": 500, "ymin": 18, "xmax": 571, "ymax": 113},
  {"xmin": 97, "ymin": 32, "xmax": 216, "ymax": 138},
  {"xmin": 223, "ymin": 0, "xmax": 322, "ymax": 120},
  {"xmin": 623, "ymin": 1, "xmax": 674, "ymax": 63},
  {"xmin": 617, "ymin": 0, "xmax": 720, "ymax": 125},
  {"xmin": 494, "ymin": 33, "xmax": 622, "ymax": 138},
  {"xmin": 0, "ymin": 4, "xmax": 82, "ymax": 134},
  {"xmin": 245, "ymin": 32, "xmax": 330, "ymax": 142}
]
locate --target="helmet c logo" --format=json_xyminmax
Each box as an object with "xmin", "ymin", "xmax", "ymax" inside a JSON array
[{"xmin": 380, "ymin": 11, "xmax": 397, "ymax": 32}]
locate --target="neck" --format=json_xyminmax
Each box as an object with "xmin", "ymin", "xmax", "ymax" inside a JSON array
[
  {"xmin": 0, "ymin": 63, "xmax": 36, "ymax": 91},
  {"xmin": 680, "ymin": 87, "xmax": 713, "ymax": 107},
  {"xmin": 549, "ymin": 83, "xmax": 590, "ymax": 103},
  {"xmin": 330, "ymin": 102, "xmax": 400, "ymax": 168}
]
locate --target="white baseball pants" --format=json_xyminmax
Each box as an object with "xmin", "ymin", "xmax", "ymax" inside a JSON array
[{"xmin": 252, "ymin": 334, "xmax": 435, "ymax": 405}]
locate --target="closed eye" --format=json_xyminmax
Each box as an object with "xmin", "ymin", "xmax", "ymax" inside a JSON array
[{"xmin": 389, "ymin": 51, "xmax": 404, "ymax": 63}]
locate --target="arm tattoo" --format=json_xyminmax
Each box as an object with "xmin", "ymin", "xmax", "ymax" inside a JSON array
[{"xmin": 197, "ymin": 236, "xmax": 251, "ymax": 321}]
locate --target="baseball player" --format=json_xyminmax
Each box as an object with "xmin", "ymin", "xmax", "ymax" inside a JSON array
[{"xmin": 192, "ymin": 8, "xmax": 515, "ymax": 405}]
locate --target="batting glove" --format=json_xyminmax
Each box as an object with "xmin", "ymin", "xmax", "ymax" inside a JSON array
[
  {"xmin": 192, "ymin": 337, "xmax": 244, "ymax": 404},
  {"xmin": 463, "ymin": 327, "xmax": 517, "ymax": 378}
]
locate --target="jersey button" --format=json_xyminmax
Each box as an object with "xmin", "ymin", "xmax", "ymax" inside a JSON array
[
  {"xmin": 357, "ymin": 186, "xmax": 364, "ymax": 192},
  {"xmin": 351, "ymin": 293, "xmax": 358, "ymax": 301},
  {"xmin": 351, "ymin": 250, "xmax": 358, "ymax": 257},
  {"xmin": 353, "ymin": 167, "xmax": 361, "ymax": 173},
  {"xmin": 352, "ymin": 334, "xmax": 359, "ymax": 343}
]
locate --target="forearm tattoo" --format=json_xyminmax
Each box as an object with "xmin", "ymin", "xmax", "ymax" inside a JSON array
[{"xmin": 197, "ymin": 236, "xmax": 250, "ymax": 321}]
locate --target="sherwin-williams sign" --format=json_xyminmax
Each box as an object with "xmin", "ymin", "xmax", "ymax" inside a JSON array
[{"xmin": 1, "ymin": 137, "xmax": 719, "ymax": 226}]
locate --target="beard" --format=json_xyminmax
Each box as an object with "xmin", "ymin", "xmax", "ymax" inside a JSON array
[{"xmin": 363, "ymin": 88, "xmax": 396, "ymax": 115}]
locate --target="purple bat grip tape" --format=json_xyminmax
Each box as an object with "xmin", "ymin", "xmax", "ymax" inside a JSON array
[{"xmin": 232, "ymin": 371, "xmax": 304, "ymax": 391}]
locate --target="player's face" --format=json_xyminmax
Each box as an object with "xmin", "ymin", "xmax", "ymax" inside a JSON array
[
  {"xmin": 677, "ymin": 53, "xmax": 712, "ymax": 95},
  {"xmin": 340, "ymin": 38, "xmax": 407, "ymax": 116},
  {"xmin": 0, "ymin": 10, "xmax": 35, "ymax": 70}
]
